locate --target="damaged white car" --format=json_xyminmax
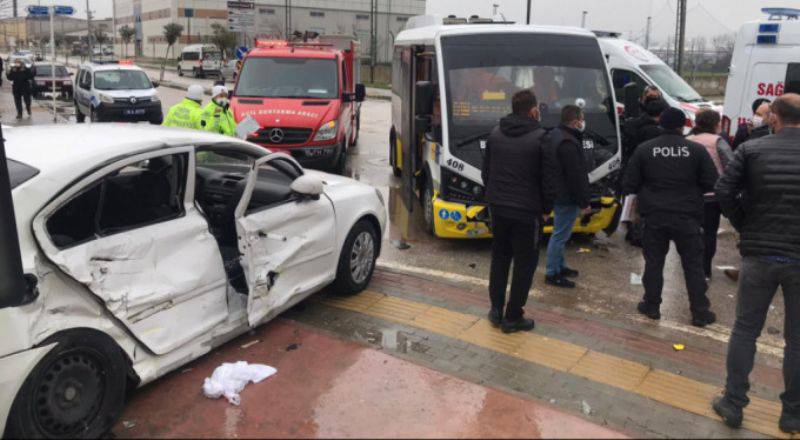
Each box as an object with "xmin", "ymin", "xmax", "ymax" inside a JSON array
[{"xmin": 0, "ymin": 125, "xmax": 386, "ymax": 437}]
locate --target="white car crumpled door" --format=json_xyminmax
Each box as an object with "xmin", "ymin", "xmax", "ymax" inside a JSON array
[
  {"xmin": 235, "ymin": 153, "xmax": 336, "ymax": 327},
  {"xmin": 33, "ymin": 147, "xmax": 229, "ymax": 355}
]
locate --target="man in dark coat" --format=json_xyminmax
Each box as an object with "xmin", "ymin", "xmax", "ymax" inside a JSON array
[
  {"xmin": 731, "ymin": 98, "xmax": 771, "ymax": 150},
  {"xmin": 6, "ymin": 60, "xmax": 34, "ymax": 119},
  {"xmin": 482, "ymin": 89, "xmax": 550, "ymax": 334},
  {"xmin": 712, "ymin": 94, "xmax": 800, "ymax": 434}
]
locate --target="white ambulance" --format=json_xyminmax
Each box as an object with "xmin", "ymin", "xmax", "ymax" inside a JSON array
[
  {"xmin": 599, "ymin": 33, "xmax": 717, "ymax": 129},
  {"xmin": 722, "ymin": 8, "xmax": 800, "ymax": 137}
]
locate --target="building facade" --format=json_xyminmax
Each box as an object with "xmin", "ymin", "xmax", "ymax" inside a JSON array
[{"xmin": 112, "ymin": 0, "xmax": 424, "ymax": 62}]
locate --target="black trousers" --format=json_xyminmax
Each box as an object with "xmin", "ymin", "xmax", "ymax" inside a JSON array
[
  {"xmin": 703, "ymin": 201, "xmax": 722, "ymax": 277},
  {"xmin": 489, "ymin": 214, "xmax": 539, "ymax": 320},
  {"xmin": 725, "ymin": 257, "xmax": 800, "ymax": 414},
  {"xmin": 12, "ymin": 90, "xmax": 31, "ymax": 115},
  {"xmin": 641, "ymin": 213, "xmax": 710, "ymax": 314}
]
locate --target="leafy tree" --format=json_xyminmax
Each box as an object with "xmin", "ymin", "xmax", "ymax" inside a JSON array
[
  {"xmin": 209, "ymin": 23, "xmax": 237, "ymax": 59},
  {"xmin": 160, "ymin": 23, "xmax": 183, "ymax": 81},
  {"xmin": 119, "ymin": 25, "xmax": 135, "ymax": 58},
  {"xmin": 93, "ymin": 27, "xmax": 107, "ymax": 45}
]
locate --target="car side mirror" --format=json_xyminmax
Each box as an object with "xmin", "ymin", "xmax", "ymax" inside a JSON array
[
  {"xmin": 291, "ymin": 174, "xmax": 324, "ymax": 198},
  {"xmin": 342, "ymin": 92, "xmax": 355, "ymax": 103},
  {"xmin": 69, "ymin": 71, "xmax": 74, "ymax": 75},
  {"xmin": 355, "ymin": 83, "xmax": 366, "ymax": 102},
  {"xmin": 151, "ymin": 80, "xmax": 160, "ymax": 88}
]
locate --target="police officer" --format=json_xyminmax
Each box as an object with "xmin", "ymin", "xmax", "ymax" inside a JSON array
[
  {"xmin": 199, "ymin": 85, "xmax": 237, "ymax": 136},
  {"xmin": 162, "ymin": 84, "xmax": 204, "ymax": 129},
  {"xmin": 623, "ymin": 107, "xmax": 719, "ymax": 327}
]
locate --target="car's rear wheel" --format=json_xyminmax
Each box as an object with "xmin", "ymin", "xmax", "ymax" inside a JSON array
[
  {"xmin": 333, "ymin": 219, "xmax": 378, "ymax": 295},
  {"xmin": 5, "ymin": 330, "xmax": 128, "ymax": 439}
]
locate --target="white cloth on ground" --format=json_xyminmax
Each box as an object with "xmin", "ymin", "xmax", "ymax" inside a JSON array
[{"xmin": 202, "ymin": 361, "xmax": 277, "ymax": 405}]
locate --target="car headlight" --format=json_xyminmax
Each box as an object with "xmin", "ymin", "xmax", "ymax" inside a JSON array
[
  {"xmin": 313, "ymin": 120, "xmax": 337, "ymax": 142},
  {"xmin": 98, "ymin": 93, "xmax": 114, "ymax": 104},
  {"xmin": 150, "ymin": 95, "xmax": 160, "ymax": 103}
]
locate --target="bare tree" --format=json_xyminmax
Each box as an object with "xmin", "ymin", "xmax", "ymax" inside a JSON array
[
  {"xmin": 711, "ymin": 33, "xmax": 735, "ymax": 72},
  {"xmin": 119, "ymin": 25, "xmax": 135, "ymax": 59},
  {"xmin": 160, "ymin": 23, "xmax": 183, "ymax": 82}
]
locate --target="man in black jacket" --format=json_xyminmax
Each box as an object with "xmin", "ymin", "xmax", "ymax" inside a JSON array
[
  {"xmin": 6, "ymin": 60, "xmax": 34, "ymax": 119},
  {"xmin": 712, "ymin": 94, "xmax": 800, "ymax": 433},
  {"xmin": 731, "ymin": 98, "xmax": 771, "ymax": 150},
  {"xmin": 623, "ymin": 107, "xmax": 719, "ymax": 327},
  {"xmin": 482, "ymin": 90, "xmax": 549, "ymax": 334},
  {"xmin": 543, "ymin": 105, "xmax": 590, "ymax": 288}
]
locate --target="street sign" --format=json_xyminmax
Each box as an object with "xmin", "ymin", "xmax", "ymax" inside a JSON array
[
  {"xmin": 26, "ymin": 5, "xmax": 49, "ymax": 16},
  {"xmin": 53, "ymin": 5, "xmax": 75, "ymax": 15},
  {"xmin": 184, "ymin": 8, "xmax": 194, "ymax": 18},
  {"xmin": 235, "ymin": 46, "xmax": 249, "ymax": 60},
  {"xmin": 228, "ymin": 3, "xmax": 255, "ymax": 33},
  {"xmin": 227, "ymin": 1, "xmax": 254, "ymax": 9}
]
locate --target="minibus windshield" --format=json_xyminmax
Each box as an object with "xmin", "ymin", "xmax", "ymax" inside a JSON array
[
  {"xmin": 641, "ymin": 64, "xmax": 703, "ymax": 103},
  {"xmin": 442, "ymin": 33, "xmax": 618, "ymax": 171}
]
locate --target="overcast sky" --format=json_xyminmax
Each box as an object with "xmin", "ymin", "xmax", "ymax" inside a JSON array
[{"xmin": 428, "ymin": 0, "xmax": 789, "ymax": 44}]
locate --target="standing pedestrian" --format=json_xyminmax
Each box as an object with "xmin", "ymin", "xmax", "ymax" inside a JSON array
[
  {"xmin": 623, "ymin": 107, "xmax": 719, "ymax": 327},
  {"xmin": 199, "ymin": 85, "xmax": 237, "ymax": 136},
  {"xmin": 162, "ymin": 84, "xmax": 204, "ymax": 129},
  {"xmin": 686, "ymin": 109, "xmax": 734, "ymax": 280},
  {"xmin": 732, "ymin": 98, "xmax": 771, "ymax": 150},
  {"xmin": 712, "ymin": 94, "xmax": 800, "ymax": 433},
  {"xmin": 482, "ymin": 90, "xmax": 550, "ymax": 334},
  {"xmin": 544, "ymin": 105, "xmax": 590, "ymax": 288},
  {"xmin": 7, "ymin": 60, "xmax": 34, "ymax": 119}
]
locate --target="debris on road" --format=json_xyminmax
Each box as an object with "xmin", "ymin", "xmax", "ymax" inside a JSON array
[
  {"xmin": 202, "ymin": 361, "xmax": 277, "ymax": 405},
  {"xmin": 122, "ymin": 421, "xmax": 136, "ymax": 430},
  {"xmin": 672, "ymin": 344, "xmax": 685, "ymax": 351},
  {"xmin": 577, "ymin": 247, "xmax": 592, "ymax": 254},
  {"xmin": 286, "ymin": 343, "xmax": 300, "ymax": 351},
  {"xmin": 581, "ymin": 400, "xmax": 592, "ymax": 416},
  {"xmin": 630, "ymin": 273, "xmax": 643, "ymax": 285},
  {"xmin": 240, "ymin": 340, "xmax": 260, "ymax": 349}
]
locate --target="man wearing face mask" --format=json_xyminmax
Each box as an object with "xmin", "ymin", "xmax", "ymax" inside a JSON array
[
  {"xmin": 543, "ymin": 105, "xmax": 591, "ymax": 288},
  {"xmin": 732, "ymin": 98, "xmax": 771, "ymax": 150},
  {"xmin": 6, "ymin": 60, "xmax": 34, "ymax": 119},
  {"xmin": 199, "ymin": 85, "xmax": 237, "ymax": 136},
  {"xmin": 482, "ymin": 90, "xmax": 551, "ymax": 334}
]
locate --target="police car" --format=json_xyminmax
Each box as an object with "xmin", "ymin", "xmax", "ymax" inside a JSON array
[{"xmin": 73, "ymin": 61, "xmax": 163, "ymax": 124}]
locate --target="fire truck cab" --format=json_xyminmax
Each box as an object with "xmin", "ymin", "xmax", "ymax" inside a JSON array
[{"xmin": 231, "ymin": 37, "xmax": 365, "ymax": 174}]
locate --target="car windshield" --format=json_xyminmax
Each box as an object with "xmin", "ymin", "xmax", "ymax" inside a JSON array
[
  {"xmin": 235, "ymin": 57, "xmax": 338, "ymax": 99},
  {"xmin": 640, "ymin": 64, "xmax": 703, "ymax": 103},
  {"xmin": 8, "ymin": 158, "xmax": 39, "ymax": 189},
  {"xmin": 35, "ymin": 65, "xmax": 69, "ymax": 77},
  {"xmin": 94, "ymin": 70, "xmax": 152, "ymax": 90},
  {"xmin": 442, "ymin": 32, "xmax": 618, "ymax": 171}
]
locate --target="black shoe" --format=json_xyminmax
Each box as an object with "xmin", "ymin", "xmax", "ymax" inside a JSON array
[
  {"xmin": 561, "ymin": 266, "xmax": 579, "ymax": 278},
  {"xmin": 779, "ymin": 411, "xmax": 800, "ymax": 434},
  {"xmin": 712, "ymin": 395, "xmax": 743, "ymax": 428},
  {"xmin": 488, "ymin": 308, "xmax": 502, "ymax": 328},
  {"xmin": 15, "ymin": 113, "xmax": 22, "ymax": 119},
  {"xmin": 692, "ymin": 310, "xmax": 717, "ymax": 327},
  {"xmin": 545, "ymin": 274, "xmax": 576, "ymax": 288},
  {"xmin": 637, "ymin": 301, "xmax": 661, "ymax": 320},
  {"xmin": 501, "ymin": 317, "xmax": 535, "ymax": 334}
]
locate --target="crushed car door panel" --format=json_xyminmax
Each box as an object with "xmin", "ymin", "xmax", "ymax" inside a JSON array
[
  {"xmin": 32, "ymin": 148, "xmax": 229, "ymax": 355},
  {"xmin": 235, "ymin": 153, "xmax": 336, "ymax": 327}
]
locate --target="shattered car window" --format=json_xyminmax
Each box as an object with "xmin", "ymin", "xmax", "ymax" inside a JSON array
[{"xmin": 46, "ymin": 153, "xmax": 188, "ymax": 249}]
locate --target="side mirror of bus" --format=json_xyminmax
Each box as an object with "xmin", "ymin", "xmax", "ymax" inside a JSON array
[
  {"xmin": 623, "ymin": 82, "xmax": 641, "ymax": 119},
  {"xmin": 415, "ymin": 81, "xmax": 434, "ymax": 116},
  {"xmin": 355, "ymin": 83, "xmax": 366, "ymax": 102}
]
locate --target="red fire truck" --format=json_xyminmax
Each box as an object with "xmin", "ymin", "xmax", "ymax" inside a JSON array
[{"xmin": 231, "ymin": 36, "xmax": 365, "ymax": 173}]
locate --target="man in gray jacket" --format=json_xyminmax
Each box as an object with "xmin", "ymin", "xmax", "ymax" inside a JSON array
[{"xmin": 712, "ymin": 94, "xmax": 800, "ymax": 434}]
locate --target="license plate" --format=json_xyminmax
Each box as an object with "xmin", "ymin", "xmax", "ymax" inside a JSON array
[{"xmin": 124, "ymin": 109, "xmax": 146, "ymax": 116}]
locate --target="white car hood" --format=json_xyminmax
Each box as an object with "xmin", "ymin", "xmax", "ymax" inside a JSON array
[{"xmin": 97, "ymin": 88, "xmax": 156, "ymax": 99}]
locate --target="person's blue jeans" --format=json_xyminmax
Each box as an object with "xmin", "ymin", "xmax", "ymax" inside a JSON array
[{"xmin": 546, "ymin": 204, "xmax": 580, "ymax": 277}]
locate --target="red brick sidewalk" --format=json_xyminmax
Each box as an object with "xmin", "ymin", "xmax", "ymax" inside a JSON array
[{"xmin": 114, "ymin": 319, "xmax": 625, "ymax": 438}]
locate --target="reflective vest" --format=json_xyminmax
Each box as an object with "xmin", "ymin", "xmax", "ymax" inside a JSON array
[
  {"xmin": 199, "ymin": 101, "xmax": 237, "ymax": 136},
  {"xmin": 162, "ymin": 98, "xmax": 202, "ymax": 129}
]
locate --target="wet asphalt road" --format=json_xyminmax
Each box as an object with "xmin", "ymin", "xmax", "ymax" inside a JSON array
[{"xmin": 12, "ymin": 81, "xmax": 788, "ymax": 363}]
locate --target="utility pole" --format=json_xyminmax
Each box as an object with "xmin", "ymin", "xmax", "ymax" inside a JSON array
[
  {"xmin": 645, "ymin": 15, "xmax": 651, "ymax": 49},
  {"xmin": 111, "ymin": 0, "xmax": 116, "ymax": 56},
  {"xmin": 85, "ymin": 0, "xmax": 92, "ymax": 57},
  {"xmin": 581, "ymin": 10, "xmax": 587, "ymax": 28},
  {"xmin": 369, "ymin": 0, "xmax": 376, "ymax": 83},
  {"xmin": 525, "ymin": 0, "xmax": 531, "ymax": 24},
  {"xmin": 674, "ymin": 0, "xmax": 687, "ymax": 74},
  {"xmin": 284, "ymin": 0, "xmax": 291, "ymax": 38}
]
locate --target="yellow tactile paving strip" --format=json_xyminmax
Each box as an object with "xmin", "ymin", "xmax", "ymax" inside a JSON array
[{"xmin": 318, "ymin": 291, "xmax": 792, "ymax": 438}]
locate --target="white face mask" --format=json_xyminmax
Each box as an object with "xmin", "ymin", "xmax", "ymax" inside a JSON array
[
  {"xmin": 752, "ymin": 115, "xmax": 765, "ymax": 128},
  {"xmin": 215, "ymin": 98, "xmax": 229, "ymax": 108},
  {"xmin": 576, "ymin": 120, "xmax": 586, "ymax": 132}
]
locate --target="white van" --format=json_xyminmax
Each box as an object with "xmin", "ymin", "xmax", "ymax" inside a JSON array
[
  {"xmin": 599, "ymin": 34, "xmax": 717, "ymax": 128},
  {"xmin": 722, "ymin": 8, "xmax": 800, "ymax": 137},
  {"xmin": 177, "ymin": 44, "xmax": 222, "ymax": 78}
]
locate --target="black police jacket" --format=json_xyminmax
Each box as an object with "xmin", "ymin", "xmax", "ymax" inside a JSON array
[
  {"xmin": 715, "ymin": 127, "xmax": 800, "ymax": 260},
  {"xmin": 544, "ymin": 124, "xmax": 591, "ymax": 208},
  {"xmin": 6, "ymin": 66, "xmax": 34, "ymax": 94},
  {"xmin": 623, "ymin": 132, "xmax": 719, "ymax": 221},
  {"xmin": 482, "ymin": 113, "xmax": 550, "ymax": 219}
]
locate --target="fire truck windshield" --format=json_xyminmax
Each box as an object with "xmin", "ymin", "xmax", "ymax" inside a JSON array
[
  {"xmin": 236, "ymin": 57, "xmax": 339, "ymax": 99},
  {"xmin": 442, "ymin": 33, "xmax": 618, "ymax": 171}
]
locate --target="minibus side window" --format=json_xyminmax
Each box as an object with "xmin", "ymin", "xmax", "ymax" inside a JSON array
[{"xmin": 611, "ymin": 69, "xmax": 648, "ymax": 103}]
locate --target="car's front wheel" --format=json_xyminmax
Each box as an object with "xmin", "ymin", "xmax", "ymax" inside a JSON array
[
  {"xmin": 333, "ymin": 219, "xmax": 378, "ymax": 295},
  {"xmin": 5, "ymin": 330, "xmax": 128, "ymax": 439}
]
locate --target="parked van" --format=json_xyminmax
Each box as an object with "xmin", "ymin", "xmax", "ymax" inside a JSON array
[
  {"xmin": 599, "ymin": 33, "xmax": 717, "ymax": 129},
  {"xmin": 722, "ymin": 8, "xmax": 800, "ymax": 137},
  {"xmin": 178, "ymin": 44, "xmax": 222, "ymax": 78}
]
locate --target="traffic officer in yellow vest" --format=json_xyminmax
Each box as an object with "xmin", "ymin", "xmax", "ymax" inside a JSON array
[
  {"xmin": 162, "ymin": 84, "xmax": 204, "ymax": 129},
  {"xmin": 199, "ymin": 85, "xmax": 237, "ymax": 136}
]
